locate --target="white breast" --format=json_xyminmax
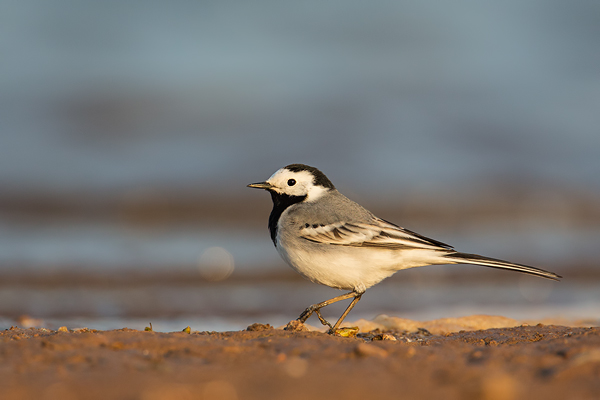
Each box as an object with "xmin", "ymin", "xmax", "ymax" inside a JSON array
[{"xmin": 276, "ymin": 231, "xmax": 441, "ymax": 292}]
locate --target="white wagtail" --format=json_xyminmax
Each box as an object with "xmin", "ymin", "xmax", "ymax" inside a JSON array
[{"xmin": 248, "ymin": 164, "xmax": 561, "ymax": 333}]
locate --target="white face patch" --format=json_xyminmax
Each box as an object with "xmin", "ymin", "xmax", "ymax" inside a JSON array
[{"xmin": 266, "ymin": 168, "xmax": 331, "ymax": 201}]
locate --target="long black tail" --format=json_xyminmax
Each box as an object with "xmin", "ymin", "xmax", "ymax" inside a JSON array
[{"xmin": 443, "ymin": 252, "xmax": 561, "ymax": 281}]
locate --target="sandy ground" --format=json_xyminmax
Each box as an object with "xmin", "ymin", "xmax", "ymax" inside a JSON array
[{"xmin": 1, "ymin": 320, "xmax": 599, "ymax": 400}]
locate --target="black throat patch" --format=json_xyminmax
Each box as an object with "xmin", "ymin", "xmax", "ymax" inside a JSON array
[{"xmin": 268, "ymin": 191, "xmax": 306, "ymax": 246}]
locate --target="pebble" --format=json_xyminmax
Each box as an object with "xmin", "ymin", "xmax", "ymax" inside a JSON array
[
  {"xmin": 372, "ymin": 333, "xmax": 397, "ymax": 341},
  {"xmin": 246, "ymin": 323, "xmax": 273, "ymax": 332},
  {"xmin": 283, "ymin": 320, "xmax": 309, "ymax": 332}
]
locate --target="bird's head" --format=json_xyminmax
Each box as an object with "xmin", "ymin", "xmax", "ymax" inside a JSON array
[{"xmin": 247, "ymin": 164, "xmax": 335, "ymax": 202}]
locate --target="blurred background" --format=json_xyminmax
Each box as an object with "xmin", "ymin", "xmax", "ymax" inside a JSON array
[{"xmin": 1, "ymin": 0, "xmax": 599, "ymax": 331}]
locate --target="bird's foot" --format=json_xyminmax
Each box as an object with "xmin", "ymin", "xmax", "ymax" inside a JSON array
[
  {"xmin": 297, "ymin": 305, "xmax": 333, "ymax": 328},
  {"xmin": 297, "ymin": 305, "xmax": 315, "ymax": 322}
]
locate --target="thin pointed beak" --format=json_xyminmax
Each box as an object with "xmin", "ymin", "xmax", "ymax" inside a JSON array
[{"xmin": 247, "ymin": 181, "xmax": 273, "ymax": 190}]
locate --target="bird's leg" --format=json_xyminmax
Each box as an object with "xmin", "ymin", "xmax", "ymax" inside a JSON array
[
  {"xmin": 328, "ymin": 293, "xmax": 363, "ymax": 334},
  {"xmin": 314, "ymin": 309, "xmax": 333, "ymax": 329},
  {"xmin": 297, "ymin": 292, "xmax": 357, "ymax": 326}
]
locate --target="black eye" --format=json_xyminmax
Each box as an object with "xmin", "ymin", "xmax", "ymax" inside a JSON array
[{"xmin": 287, "ymin": 179, "xmax": 296, "ymax": 186}]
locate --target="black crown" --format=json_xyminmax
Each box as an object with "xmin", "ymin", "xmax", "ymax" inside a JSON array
[{"xmin": 285, "ymin": 164, "xmax": 335, "ymax": 189}]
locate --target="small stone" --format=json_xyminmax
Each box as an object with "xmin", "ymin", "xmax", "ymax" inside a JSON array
[
  {"xmin": 57, "ymin": 326, "xmax": 69, "ymax": 332},
  {"xmin": 334, "ymin": 326, "xmax": 359, "ymax": 338},
  {"xmin": 416, "ymin": 328, "xmax": 432, "ymax": 336},
  {"xmin": 372, "ymin": 333, "xmax": 397, "ymax": 341},
  {"xmin": 284, "ymin": 320, "xmax": 309, "ymax": 332},
  {"xmin": 246, "ymin": 323, "xmax": 273, "ymax": 332}
]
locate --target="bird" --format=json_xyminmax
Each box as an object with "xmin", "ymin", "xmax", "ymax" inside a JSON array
[{"xmin": 247, "ymin": 163, "xmax": 561, "ymax": 334}]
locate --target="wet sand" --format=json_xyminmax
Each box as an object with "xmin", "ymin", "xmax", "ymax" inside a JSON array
[{"xmin": 2, "ymin": 321, "xmax": 599, "ymax": 400}]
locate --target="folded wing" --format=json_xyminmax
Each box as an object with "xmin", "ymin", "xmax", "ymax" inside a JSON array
[{"xmin": 299, "ymin": 217, "xmax": 454, "ymax": 251}]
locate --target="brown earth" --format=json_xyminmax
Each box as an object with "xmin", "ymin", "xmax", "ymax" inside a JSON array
[{"xmin": 1, "ymin": 323, "xmax": 599, "ymax": 400}]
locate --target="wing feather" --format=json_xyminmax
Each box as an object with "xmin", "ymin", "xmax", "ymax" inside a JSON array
[{"xmin": 299, "ymin": 217, "xmax": 453, "ymax": 251}]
